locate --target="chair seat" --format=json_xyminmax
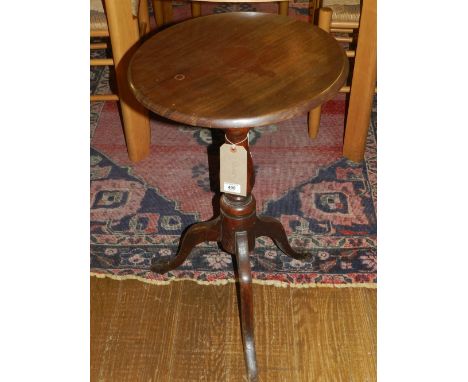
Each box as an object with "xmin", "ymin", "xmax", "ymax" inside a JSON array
[
  {"xmin": 327, "ymin": 4, "xmax": 360, "ymax": 23},
  {"xmin": 322, "ymin": 0, "xmax": 360, "ymax": 23},
  {"xmin": 91, "ymin": 10, "xmax": 108, "ymax": 31},
  {"xmin": 90, "ymin": 0, "xmax": 140, "ymax": 31}
]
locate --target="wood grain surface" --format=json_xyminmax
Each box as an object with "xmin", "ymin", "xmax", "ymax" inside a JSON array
[
  {"xmin": 128, "ymin": 12, "xmax": 348, "ymax": 129},
  {"xmin": 91, "ymin": 277, "xmax": 376, "ymax": 381},
  {"xmin": 104, "ymin": 0, "xmax": 151, "ymax": 162},
  {"xmin": 342, "ymin": 0, "xmax": 377, "ymax": 162}
]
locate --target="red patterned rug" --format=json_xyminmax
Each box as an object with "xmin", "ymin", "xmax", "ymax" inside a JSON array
[
  {"xmin": 91, "ymin": 96, "xmax": 376, "ymax": 287},
  {"xmin": 90, "ymin": 8, "xmax": 377, "ymax": 288}
]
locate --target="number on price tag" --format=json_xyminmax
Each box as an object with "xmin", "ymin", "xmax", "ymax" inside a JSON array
[{"xmin": 223, "ymin": 182, "xmax": 241, "ymax": 194}]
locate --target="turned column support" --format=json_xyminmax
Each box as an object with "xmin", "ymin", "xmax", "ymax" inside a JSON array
[{"xmin": 150, "ymin": 126, "xmax": 307, "ymax": 380}]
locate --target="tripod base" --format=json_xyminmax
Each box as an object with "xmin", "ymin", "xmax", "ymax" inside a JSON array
[{"xmin": 151, "ymin": 194, "xmax": 308, "ymax": 381}]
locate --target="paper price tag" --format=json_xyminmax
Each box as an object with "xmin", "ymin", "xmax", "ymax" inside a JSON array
[{"xmin": 219, "ymin": 143, "xmax": 247, "ymax": 196}]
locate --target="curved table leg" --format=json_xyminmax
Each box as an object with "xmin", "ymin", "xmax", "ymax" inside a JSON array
[
  {"xmin": 151, "ymin": 217, "xmax": 221, "ymax": 274},
  {"xmin": 235, "ymin": 231, "xmax": 258, "ymax": 382},
  {"xmin": 255, "ymin": 215, "xmax": 309, "ymax": 260}
]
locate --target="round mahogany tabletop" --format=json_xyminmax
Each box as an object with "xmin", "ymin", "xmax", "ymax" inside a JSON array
[{"xmin": 128, "ymin": 12, "xmax": 348, "ymax": 129}]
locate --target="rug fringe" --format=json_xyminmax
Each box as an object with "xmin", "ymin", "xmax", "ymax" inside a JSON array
[{"xmin": 90, "ymin": 272, "xmax": 376, "ymax": 289}]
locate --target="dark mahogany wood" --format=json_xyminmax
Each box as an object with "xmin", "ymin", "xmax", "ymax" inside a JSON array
[
  {"xmin": 129, "ymin": 12, "xmax": 348, "ymax": 129},
  {"xmin": 128, "ymin": 12, "xmax": 348, "ymax": 381},
  {"xmin": 254, "ymin": 215, "xmax": 309, "ymax": 260},
  {"xmin": 151, "ymin": 217, "xmax": 221, "ymax": 274},
  {"xmin": 235, "ymin": 230, "xmax": 258, "ymax": 382},
  {"xmin": 149, "ymin": 128, "xmax": 309, "ymax": 381}
]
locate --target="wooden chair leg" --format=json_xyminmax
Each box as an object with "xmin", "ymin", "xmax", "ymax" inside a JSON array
[
  {"xmin": 138, "ymin": 0, "xmax": 151, "ymax": 36},
  {"xmin": 191, "ymin": 2, "xmax": 202, "ymax": 18},
  {"xmin": 308, "ymin": 7, "xmax": 333, "ymax": 139},
  {"xmin": 343, "ymin": 0, "xmax": 377, "ymax": 162},
  {"xmin": 104, "ymin": 0, "xmax": 151, "ymax": 162},
  {"xmin": 235, "ymin": 231, "xmax": 258, "ymax": 382},
  {"xmin": 308, "ymin": 0, "xmax": 320, "ymax": 24},
  {"xmin": 162, "ymin": 0, "xmax": 173, "ymax": 25},
  {"xmin": 152, "ymin": 0, "xmax": 164, "ymax": 28},
  {"xmin": 308, "ymin": 106, "xmax": 322, "ymax": 138},
  {"xmin": 278, "ymin": 1, "xmax": 289, "ymax": 16}
]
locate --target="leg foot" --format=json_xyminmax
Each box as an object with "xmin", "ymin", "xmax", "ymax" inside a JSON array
[
  {"xmin": 151, "ymin": 217, "xmax": 221, "ymax": 273},
  {"xmin": 235, "ymin": 231, "xmax": 258, "ymax": 382},
  {"xmin": 255, "ymin": 216, "xmax": 309, "ymax": 260}
]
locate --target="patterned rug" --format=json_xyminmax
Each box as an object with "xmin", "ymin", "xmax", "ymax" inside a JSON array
[{"xmin": 90, "ymin": 8, "xmax": 377, "ymax": 288}]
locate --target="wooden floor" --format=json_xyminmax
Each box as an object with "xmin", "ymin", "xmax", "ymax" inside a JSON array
[{"xmin": 91, "ymin": 277, "xmax": 376, "ymax": 382}]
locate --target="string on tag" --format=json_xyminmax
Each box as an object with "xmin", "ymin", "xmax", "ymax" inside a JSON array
[{"xmin": 225, "ymin": 132, "xmax": 249, "ymax": 152}]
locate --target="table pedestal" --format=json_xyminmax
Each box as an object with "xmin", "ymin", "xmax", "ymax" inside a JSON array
[{"xmin": 152, "ymin": 128, "xmax": 308, "ymax": 381}]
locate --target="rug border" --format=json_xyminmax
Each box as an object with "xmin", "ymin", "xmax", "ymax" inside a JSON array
[{"xmin": 90, "ymin": 272, "xmax": 376, "ymax": 289}]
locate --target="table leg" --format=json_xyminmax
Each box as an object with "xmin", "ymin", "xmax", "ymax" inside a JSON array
[
  {"xmin": 235, "ymin": 231, "xmax": 258, "ymax": 382},
  {"xmin": 151, "ymin": 217, "xmax": 221, "ymax": 273},
  {"xmin": 254, "ymin": 215, "xmax": 309, "ymax": 260}
]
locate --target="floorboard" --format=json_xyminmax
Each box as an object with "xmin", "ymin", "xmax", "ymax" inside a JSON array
[{"xmin": 91, "ymin": 277, "xmax": 376, "ymax": 381}]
